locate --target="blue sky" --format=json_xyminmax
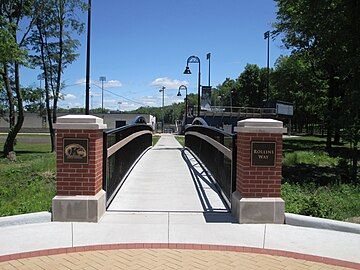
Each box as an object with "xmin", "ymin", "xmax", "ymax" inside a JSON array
[{"xmin": 22, "ymin": 0, "xmax": 288, "ymax": 111}]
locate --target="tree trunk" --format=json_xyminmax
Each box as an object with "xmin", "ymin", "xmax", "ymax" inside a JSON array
[
  {"xmin": 1, "ymin": 63, "xmax": 15, "ymax": 128},
  {"xmin": 53, "ymin": 13, "xmax": 64, "ymax": 124},
  {"xmin": 3, "ymin": 62, "xmax": 24, "ymax": 157},
  {"xmin": 37, "ymin": 22, "xmax": 55, "ymax": 152},
  {"xmin": 326, "ymin": 75, "xmax": 337, "ymax": 149},
  {"xmin": 334, "ymin": 128, "xmax": 341, "ymax": 145},
  {"xmin": 351, "ymin": 145, "xmax": 358, "ymax": 182}
]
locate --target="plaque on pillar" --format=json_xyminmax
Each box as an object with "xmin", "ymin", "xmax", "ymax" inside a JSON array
[
  {"xmin": 251, "ymin": 141, "xmax": 276, "ymax": 167},
  {"xmin": 63, "ymin": 138, "xmax": 88, "ymax": 164}
]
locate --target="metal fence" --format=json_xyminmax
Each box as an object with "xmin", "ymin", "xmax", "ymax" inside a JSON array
[
  {"xmin": 103, "ymin": 124, "xmax": 152, "ymax": 207},
  {"xmin": 185, "ymin": 125, "xmax": 236, "ymax": 206}
]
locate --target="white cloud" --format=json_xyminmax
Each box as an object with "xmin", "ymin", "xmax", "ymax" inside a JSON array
[
  {"xmin": 150, "ymin": 77, "xmax": 188, "ymax": 90},
  {"xmin": 64, "ymin": 93, "xmax": 77, "ymax": 100},
  {"xmin": 75, "ymin": 78, "xmax": 122, "ymax": 88},
  {"xmin": 104, "ymin": 80, "xmax": 122, "ymax": 88}
]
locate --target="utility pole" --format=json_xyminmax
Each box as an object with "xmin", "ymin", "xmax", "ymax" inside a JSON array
[{"xmin": 85, "ymin": 0, "xmax": 91, "ymax": 114}]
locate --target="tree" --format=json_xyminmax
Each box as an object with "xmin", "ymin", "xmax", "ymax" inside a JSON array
[
  {"xmin": 0, "ymin": 0, "xmax": 35, "ymax": 157},
  {"xmin": 29, "ymin": 0, "xmax": 85, "ymax": 151},
  {"xmin": 236, "ymin": 64, "xmax": 267, "ymax": 107},
  {"xmin": 271, "ymin": 55, "xmax": 326, "ymax": 133},
  {"xmin": 273, "ymin": 0, "xmax": 358, "ymax": 149}
]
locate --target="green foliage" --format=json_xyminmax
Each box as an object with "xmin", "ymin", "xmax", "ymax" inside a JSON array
[
  {"xmin": 152, "ymin": 135, "xmax": 160, "ymax": 146},
  {"xmin": 0, "ymin": 136, "xmax": 55, "ymax": 216},
  {"xmin": 283, "ymin": 151, "xmax": 339, "ymax": 167},
  {"xmin": 126, "ymin": 101, "xmax": 187, "ymax": 124},
  {"xmin": 282, "ymin": 136, "xmax": 359, "ymax": 221},
  {"xmin": 175, "ymin": 136, "xmax": 184, "ymax": 147},
  {"xmin": 0, "ymin": 27, "xmax": 25, "ymax": 64},
  {"xmin": 282, "ymin": 182, "xmax": 360, "ymax": 221}
]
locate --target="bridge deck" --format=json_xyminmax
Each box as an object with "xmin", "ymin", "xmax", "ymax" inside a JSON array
[{"xmin": 107, "ymin": 134, "xmax": 228, "ymax": 213}]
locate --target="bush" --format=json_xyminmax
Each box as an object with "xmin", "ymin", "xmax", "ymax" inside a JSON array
[
  {"xmin": 283, "ymin": 151, "xmax": 340, "ymax": 167},
  {"xmin": 282, "ymin": 182, "xmax": 360, "ymax": 221}
]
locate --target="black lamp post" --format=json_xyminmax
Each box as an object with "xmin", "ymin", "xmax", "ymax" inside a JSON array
[
  {"xmin": 183, "ymin": 55, "xmax": 201, "ymax": 117},
  {"xmin": 264, "ymin": 30, "xmax": 270, "ymax": 104},
  {"xmin": 159, "ymin": 86, "xmax": 165, "ymax": 133},
  {"xmin": 177, "ymin": 85, "xmax": 188, "ymax": 125}
]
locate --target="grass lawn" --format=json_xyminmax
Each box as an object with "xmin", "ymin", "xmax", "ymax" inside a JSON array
[
  {"xmin": 175, "ymin": 135, "xmax": 184, "ymax": 147},
  {"xmin": 0, "ymin": 134, "xmax": 55, "ymax": 217},
  {"xmin": 152, "ymin": 135, "xmax": 160, "ymax": 146}
]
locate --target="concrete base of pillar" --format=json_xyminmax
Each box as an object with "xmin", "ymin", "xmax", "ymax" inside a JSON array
[
  {"xmin": 231, "ymin": 191, "xmax": 285, "ymax": 224},
  {"xmin": 52, "ymin": 190, "xmax": 106, "ymax": 222}
]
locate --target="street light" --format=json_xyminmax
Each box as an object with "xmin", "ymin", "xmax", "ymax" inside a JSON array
[
  {"xmin": 264, "ymin": 30, "xmax": 270, "ymax": 104},
  {"xmin": 177, "ymin": 85, "xmax": 188, "ymax": 125},
  {"xmin": 159, "ymin": 86, "xmax": 166, "ymax": 133},
  {"xmin": 99, "ymin": 76, "xmax": 106, "ymax": 113},
  {"xmin": 230, "ymin": 88, "xmax": 235, "ymax": 114},
  {"xmin": 183, "ymin": 55, "xmax": 201, "ymax": 117}
]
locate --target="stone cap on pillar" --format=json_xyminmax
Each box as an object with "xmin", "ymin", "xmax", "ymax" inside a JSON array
[
  {"xmin": 53, "ymin": 115, "xmax": 107, "ymax": 130},
  {"xmin": 234, "ymin": 118, "xmax": 287, "ymax": 134}
]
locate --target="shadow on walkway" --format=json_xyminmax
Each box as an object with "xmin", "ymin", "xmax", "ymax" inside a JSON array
[{"xmin": 181, "ymin": 148, "xmax": 236, "ymax": 224}]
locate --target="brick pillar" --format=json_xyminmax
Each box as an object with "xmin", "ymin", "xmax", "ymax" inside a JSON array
[
  {"xmin": 52, "ymin": 115, "xmax": 107, "ymax": 222},
  {"xmin": 231, "ymin": 118, "xmax": 287, "ymax": 224}
]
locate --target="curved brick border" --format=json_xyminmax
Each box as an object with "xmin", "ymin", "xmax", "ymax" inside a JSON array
[{"xmin": 0, "ymin": 243, "xmax": 359, "ymax": 270}]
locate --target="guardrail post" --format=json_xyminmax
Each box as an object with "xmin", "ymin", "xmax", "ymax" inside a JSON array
[
  {"xmin": 52, "ymin": 115, "xmax": 107, "ymax": 222},
  {"xmin": 232, "ymin": 118, "xmax": 287, "ymax": 223}
]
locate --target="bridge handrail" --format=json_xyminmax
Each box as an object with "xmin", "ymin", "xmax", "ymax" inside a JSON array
[
  {"xmin": 184, "ymin": 124, "xmax": 236, "ymax": 206},
  {"xmin": 103, "ymin": 124, "xmax": 153, "ymax": 207}
]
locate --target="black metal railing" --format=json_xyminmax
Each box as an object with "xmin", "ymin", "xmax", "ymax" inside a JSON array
[
  {"xmin": 185, "ymin": 125, "xmax": 236, "ymax": 205},
  {"xmin": 103, "ymin": 124, "xmax": 152, "ymax": 207}
]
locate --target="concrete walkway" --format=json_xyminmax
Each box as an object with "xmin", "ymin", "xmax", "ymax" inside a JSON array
[
  {"xmin": 108, "ymin": 134, "xmax": 228, "ymax": 212},
  {"xmin": 0, "ymin": 135, "xmax": 359, "ymax": 269}
]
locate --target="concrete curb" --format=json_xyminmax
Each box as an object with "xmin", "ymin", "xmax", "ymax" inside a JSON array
[
  {"xmin": 0, "ymin": 212, "xmax": 51, "ymax": 228},
  {"xmin": 285, "ymin": 213, "xmax": 360, "ymax": 235}
]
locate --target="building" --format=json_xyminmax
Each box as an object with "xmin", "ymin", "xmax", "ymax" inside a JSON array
[{"xmin": 0, "ymin": 112, "xmax": 156, "ymax": 133}]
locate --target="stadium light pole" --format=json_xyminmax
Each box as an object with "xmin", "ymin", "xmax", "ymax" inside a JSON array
[
  {"xmin": 177, "ymin": 85, "xmax": 188, "ymax": 125},
  {"xmin": 183, "ymin": 55, "xmax": 201, "ymax": 117},
  {"xmin": 99, "ymin": 76, "xmax": 106, "ymax": 113}
]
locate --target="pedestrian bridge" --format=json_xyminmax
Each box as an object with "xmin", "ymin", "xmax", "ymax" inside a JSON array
[
  {"xmin": 53, "ymin": 115, "xmax": 284, "ymax": 225},
  {"xmin": 107, "ymin": 134, "xmax": 229, "ymax": 214}
]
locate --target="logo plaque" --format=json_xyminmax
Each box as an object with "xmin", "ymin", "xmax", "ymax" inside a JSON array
[
  {"xmin": 251, "ymin": 141, "xmax": 276, "ymax": 167},
  {"xmin": 63, "ymin": 138, "xmax": 88, "ymax": 164}
]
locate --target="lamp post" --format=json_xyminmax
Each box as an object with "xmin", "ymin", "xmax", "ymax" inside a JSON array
[
  {"xmin": 177, "ymin": 85, "xmax": 188, "ymax": 125},
  {"xmin": 264, "ymin": 30, "xmax": 270, "ymax": 104},
  {"xmin": 99, "ymin": 76, "xmax": 106, "ymax": 113},
  {"xmin": 183, "ymin": 55, "xmax": 201, "ymax": 117},
  {"xmin": 230, "ymin": 89, "xmax": 233, "ymax": 114},
  {"xmin": 159, "ymin": 86, "xmax": 165, "ymax": 133}
]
